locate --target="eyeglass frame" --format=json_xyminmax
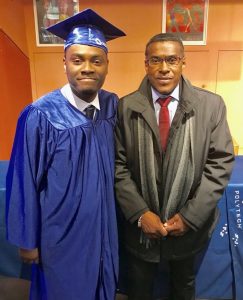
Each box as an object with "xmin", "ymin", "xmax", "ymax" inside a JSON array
[{"xmin": 145, "ymin": 55, "xmax": 184, "ymax": 67}]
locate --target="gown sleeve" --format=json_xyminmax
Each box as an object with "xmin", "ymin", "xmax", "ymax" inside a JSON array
[{"xmin": 6, "ymin": 105, "xmax": 56, "ymax": 249}]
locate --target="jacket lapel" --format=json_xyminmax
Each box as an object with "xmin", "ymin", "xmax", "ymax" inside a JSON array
[{"xmin": 129, "ymin": 77, "xmax": 162, "ymax": 154}]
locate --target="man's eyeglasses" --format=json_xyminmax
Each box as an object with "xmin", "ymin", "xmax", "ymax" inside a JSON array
[{"xmin": 146, "ymin": 56, "xmax": 184, "ymax": 67}]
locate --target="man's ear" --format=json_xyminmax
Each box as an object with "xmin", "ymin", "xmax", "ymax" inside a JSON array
[
  {"xmin": 63, "ymin": 57, "xmax": 66, "ymax": 73},
  {"xmin": 182, "ymin": 57, "xmax": 186, "ymax": 70},
  {"xmin": 106, "ymin": 58, "xmax": 109, "ymax": 75},
  {"xmin": 144, "ymin": 59, "xmax": 149, "ymax": 74}
]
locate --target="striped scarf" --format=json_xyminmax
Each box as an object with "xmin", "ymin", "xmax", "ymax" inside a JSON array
[{"xmin": 137, "ymin": 112, "xmax": 195, "ymax": 223}]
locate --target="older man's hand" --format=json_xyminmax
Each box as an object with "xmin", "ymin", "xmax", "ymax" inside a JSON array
[
  {"xmin": 164, "ymin": 213, "xmax": 189, "ymax": 237},
  {"xmin": 140, "ymin": 211, "xmax": 168, "ymax": 238}
]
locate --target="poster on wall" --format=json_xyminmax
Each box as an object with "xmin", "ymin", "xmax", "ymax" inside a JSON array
[
  {"xmin": 162, "ymin": 0, "xmax": 209, "ymax": 45},
  {"xmin": 33, "ymin": 0, "xmax": 79, "ymax": 46}
]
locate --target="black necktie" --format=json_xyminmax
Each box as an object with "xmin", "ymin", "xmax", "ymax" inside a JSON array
[{"xmin": 84, "ymin": 105, "xmax": 95, "ymax": 120}]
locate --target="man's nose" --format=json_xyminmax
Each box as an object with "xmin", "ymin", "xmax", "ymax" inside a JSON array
[
  {"xmin": 81, "ymin": 61, "xmax": 94, "ymax": 73},
  {"xmin": 158, "ymin": 60, "xmax": 170, "ymax": 72}
]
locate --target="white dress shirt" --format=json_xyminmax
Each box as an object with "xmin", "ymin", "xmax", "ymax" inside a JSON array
[
  {"xmin": 60, "ymin": 84, "xmax": 100, "ymax": 115},
  {"xmin": 152, "ymin": 84, "xmax": 180, "ymax": 125}
]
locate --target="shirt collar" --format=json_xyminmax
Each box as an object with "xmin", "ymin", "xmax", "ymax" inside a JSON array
[
  {"xmin": 61, "ymin": 84, "xmax": 100, "ymax": 111},
  {"xmin": 151, "ymin": 83, "xmax": 180, "ymax": 104}
]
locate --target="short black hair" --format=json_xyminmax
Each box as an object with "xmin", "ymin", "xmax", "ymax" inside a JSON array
[{"xmin": 145, "ymin": 33, "xmax": 184, "ymax": 56}]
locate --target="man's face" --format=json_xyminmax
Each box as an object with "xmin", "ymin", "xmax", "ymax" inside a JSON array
[
  {"xmin": 64, "ymin": 44, "xmax": 108, "ymax": 102},
  {"xmin": 145, "ymin": 41, "xmax": 185, "ymax": 94}
]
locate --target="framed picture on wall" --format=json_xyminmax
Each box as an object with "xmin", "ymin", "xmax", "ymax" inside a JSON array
[
  {"xmin": 33, "ymin": 0, "xmax": 79, "ymax": 46},
  {"xmin": 162, "ymin": 0, "xmax": 209, "ymax": 45}
]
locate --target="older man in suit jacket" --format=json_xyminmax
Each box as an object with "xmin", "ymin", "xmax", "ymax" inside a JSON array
[{"xmin": 115, "ymin": 33, "xmax": 234, "ymax": 300}]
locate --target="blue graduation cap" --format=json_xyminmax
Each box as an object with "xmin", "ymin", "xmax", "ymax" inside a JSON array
[{"xmin": 46, "ymin": 8, "xmax": 126, "ymax": 52}]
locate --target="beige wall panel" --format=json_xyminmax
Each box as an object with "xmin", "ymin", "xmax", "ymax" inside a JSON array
[
  {"xmin": 33, "ymin": 52, "xmax": 66, "ymax": 98},
  {"xmin": 216, "ymin": 50, "xmax": 243, "ymax": 154},
  {"xmin": 103, "ymin": 52, "xmax": 146, "ymax": 97},
  {"xmin": 183, "ymin": 51, "xmax": 216, "ymax": 92},
  {"xmin": 208, "ymin": 1, "xmax": 243, "ymax": 46}
]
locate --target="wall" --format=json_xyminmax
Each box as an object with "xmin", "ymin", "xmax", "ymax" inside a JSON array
[
  {"xmin": 23, "ymin": 0, "xmax": 243, "ymax": 153},
  {"xmin": 0, "ymin": 0, "xmax": 28, "ymax": 56},
  {"xmin": 0, "ymin": 30, "xmax": 32, "ymax": 159},
  {"xmin": 0, "ymin": 0, "xmax": 32, "ymax": 159}
]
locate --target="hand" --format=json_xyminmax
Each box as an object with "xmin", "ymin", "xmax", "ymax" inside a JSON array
[
  {"xmin": 19, "ymin": 248, "xmax": 39, "ymax": 264},
  {"xmin": 140, "ymin": 211, "xmax": 168, "ymax": 238},
  {"xmin": 163, "ymin": 213, "xmax": 189, "ymax": 237}
]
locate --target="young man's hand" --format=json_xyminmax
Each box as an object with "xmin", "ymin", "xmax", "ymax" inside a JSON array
[{"xmin": 19, "ymin": 248, "xmax": 39, "ymax": 264}]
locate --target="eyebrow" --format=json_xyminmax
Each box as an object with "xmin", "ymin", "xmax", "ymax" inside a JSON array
[{"xmin": 70, "ymin": 53, "xmax": 105, "ymax": 58}]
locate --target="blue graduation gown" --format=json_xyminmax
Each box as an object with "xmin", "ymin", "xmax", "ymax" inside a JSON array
[{"xmin": 6, "ymin": 89, "xmax": 119, "ymax": 300}]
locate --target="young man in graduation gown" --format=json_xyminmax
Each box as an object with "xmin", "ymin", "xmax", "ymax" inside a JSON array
[{"xmin": 6, "ymin": 9, "xmax": 125, "ymax": 300}]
